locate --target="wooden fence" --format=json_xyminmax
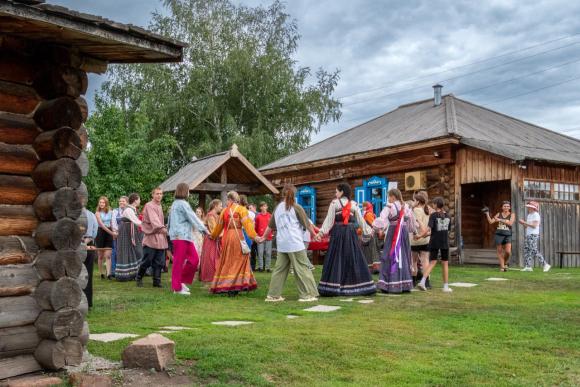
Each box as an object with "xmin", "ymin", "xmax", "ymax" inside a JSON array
[{"xmin": 537, "ymin": 200, "xmax": 580, "ymax": 267}]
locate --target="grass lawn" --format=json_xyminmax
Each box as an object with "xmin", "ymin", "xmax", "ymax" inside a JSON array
[{"xmin": 87, "ymin": 265, "xmax": 580, "ymax": 386}]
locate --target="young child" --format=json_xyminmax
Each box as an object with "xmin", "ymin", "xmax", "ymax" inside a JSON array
[
  {"xmin": 255, "ymin": 202, "xmax": 273, "ymax": 272},
  {"xmin": 415, "ymin": 197, "xmax": 452, "ymax": 293}
]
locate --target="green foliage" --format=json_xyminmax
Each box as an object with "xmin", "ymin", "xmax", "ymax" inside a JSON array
[
  {"xmin": 100, "ymin": 0, "xmax": 341, "ymax": 169},
  {"xmin": 84, "ymin": 98, "xmax": 179, "ymax": 209}
]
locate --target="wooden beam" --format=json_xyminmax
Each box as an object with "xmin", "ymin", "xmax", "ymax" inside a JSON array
[
  {"xmin": 195, "ymin": 182, "xmax": 258, "ymax": 193},
  {"xmin": 220, "ymin": 166, "xmax": 227, "ymax": 204},
  {"xmin": 261, "ymin": 137, "xmax": 460, "ymax": 176}
]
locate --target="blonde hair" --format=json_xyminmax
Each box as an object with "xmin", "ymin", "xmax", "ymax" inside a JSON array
[
  {"xmin": 95, "ymin": 196, "xmax": 111, "ymax": 213},
  {"xmin": 227, "ymin": 191, "xmax": 239, "ymax": 203}
]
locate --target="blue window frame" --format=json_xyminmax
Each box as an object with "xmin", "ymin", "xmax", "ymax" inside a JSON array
[
  {"xmin": 297, "ymin": 186, "xmax": 317, "ymax": 223},
  {"xmin": 355, "ymin": 176, "xmax": 388, "ymax": 214}
]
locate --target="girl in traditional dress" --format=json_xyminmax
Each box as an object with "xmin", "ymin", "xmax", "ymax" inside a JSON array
[
  {"xmin": 115, "ymin": 193, "xmax": 144, "ymax": 281},
  {"xmin": 192, "ymin": 206, "xmax": 205, "ymax": 257},
  {"xmin": 374, "ymin": 188, "xmax": 416, "ymax": 294},
  {"xmin": 95, "ymin": 196, "xmax": 115, "ymax": 279},
  {"xmin": 314, "ymin": 183, "xmax": 376, "ymax": 297},
  {"xmin": 200, "ymin": 199, "xmax": 223, "ymax": 283},
  {"xmin": 210, "ymin": 191, "xmax": 258, "ymax": 296},
  {"xmin": 411, "ymin": 192, "xmax": 432, "ymax": 287},
  {"xmin": 361, "ymin": 201, "xmax": 380, "ymax": 271}
]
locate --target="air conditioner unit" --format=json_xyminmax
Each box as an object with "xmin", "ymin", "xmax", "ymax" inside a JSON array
[{"xmin": 405, "ymin": 171, "xmax": 427, "ymax": 191}]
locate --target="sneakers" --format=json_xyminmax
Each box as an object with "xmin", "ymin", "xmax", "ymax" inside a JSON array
[
  {"xmin": 416, "ymin": 282, "xmax": 427, "ymax": 291},
  {"xmin": 521, "ymin": 267, "xmax": 533, "ymax": 272},
  {"xmin": 265, "ymin": 296, "xmax": 285, "ymax": 302},
  {"xmin": 173, "ymin": 289, "xmax": 190, "ymax": 296},
  {"xmin": 181, "ymin": 283, "xmax": 191, "ymax": 293},
  {"xmin": 298, "ymin": 296, "xmax": 318, "ymax": 302},
  {"xmin": 442, "ymin": 287, "xmax": 453, "ymax": 293},
  {"xmin": 543, "ymin": 263, "xmax": 551, "ymax": 272}
]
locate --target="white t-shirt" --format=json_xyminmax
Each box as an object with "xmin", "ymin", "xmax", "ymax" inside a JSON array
[
  {"xmin": 274, "ymin": 203, "xmax": 306, "ymax": 253},
  {"xmin": 526, "ymin": 212, "xmax": 541, "ymax": 236}
]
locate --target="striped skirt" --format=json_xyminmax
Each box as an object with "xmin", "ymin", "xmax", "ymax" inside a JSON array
[{"xmin": 115, "ymin": 220, "xmax": 143, "ymax": 281}]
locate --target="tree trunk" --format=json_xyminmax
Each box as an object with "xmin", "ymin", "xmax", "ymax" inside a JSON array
[
  {"xmin": 0, "ymin": 204, "xmax": 37, "ymax": 236},
  {"xmin": 0, "ymin": 112, "xmax": 40, "ymax": 144},
  {"xmin": 35, "ymin": 308, "xmax": 83, "ymax": 340},
  {"xmin": 62, "ymin": 337, "xmax": 83, "ymax": 366},
  {"xmin": 34, "ymin": 249, "xmax": 83, "ymax": 280},
  {"xmin": 0, "ymin": 354, "xmax": 41, "ymax": 379},
  {"xmin": 34, "ymin": 278, "xmax": 82, "ymax": 311},
  {"xmin": 33, "ymin": 97, "xmax": 82, "ymax": 131},
  {"xmin": 32, "ymin": 158, "xmax": 81, "ymax": 191},
  {"xmin": 0, "ymin": 325, "xmax": 40, "ymax": 359},
  {"xmin": 33, "ymin": 127, "xmax": 82, "ymax": 160},
  {"xmin": 34, "ymin": 339, "xmax": 65, "ymax": 370},
  {"xmin": 34, "ymin": 218, "xmax": 82, "ymax": 250},
  {"xmin": 33, "ymin": 187, "xmax": 83, "ymax": 221},
  {"xmin": 0, "ymin": 54, "xmax": 36, "ymax": 85},
  {"xmin": 78, "ymin": 321, "xmax": 89, "ymax": 347},
  {"xmin": 76, "ymin": 151, "xmax": 89, "ymax": 177},
  {"xmin": 77, "ymin": 125, "xmax": 88, "ymax": 150},
  {"xmin": 76, "ymin": 97, "xmax": 88, "ymax": 123},
  {"xmin": 0, "ymin": 263, "xmax": 39, "ymax": 297},
  {"xmin": 0, "ymin": 296, "xmax": 41, "ymax": 329},
  {"xmin": 0, "ymin": 175, "xmax": 38, "ymax": 205},
  {"xmin": 0, "ymin": 143, "xmax": 38, "ymax": 175},
  {"xmin": 78, "ymin": 292, "xmax": 88, "ymax": 318},
  {"xmin": 76, "ymin": 263, "xmax": 88, "ymax": 290},
  {"xmin": 0, "ymin": 236, "xmax": 37, "ymax": 265},
  {"xmin": 33, "ymin": 66, "xmax": 88, "ymax": 100},
  {"xmin": 0, "ymin": 80, "xmax": 41, "ymax": 114}
]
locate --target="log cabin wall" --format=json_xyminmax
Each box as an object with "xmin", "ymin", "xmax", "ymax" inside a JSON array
[
  {"xmin": 0, "ymin": 37, "xmax": 90, "ymax": 379},
  {"xmin": 264, "ymin": 145, "xmax": 458, "ymax": 248},
  {"xmin": 455, "ymin": 146, "xmax": 580, "ymax": 266}
]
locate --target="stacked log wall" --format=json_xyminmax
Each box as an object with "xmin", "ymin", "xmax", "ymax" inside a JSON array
[{"xmin": 0, "ymin": 40, "xmax": 92, "ymax": 379}]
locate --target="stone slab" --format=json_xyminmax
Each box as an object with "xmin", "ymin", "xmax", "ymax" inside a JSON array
[
  {"xmin": 303, "ymin": 305, "xmax": 341, "ymax": 313},
  {"xmin": 69, "ymin": 373, "xmax": 112, "ymax": 387},
  {"xmin": 486, "ymin": 277, "xmax": 509, "ymax": 281},
  {"xmin": 211, "ymin": 321, "xmax": 254, "ymax": 326},
  {"xmin": 449, "ymin": 282, "xmax": 478, "ymax": 288},
  {"xmin": 358, "ymin": 299, "xmax": 374, "ymax": 304},
  {"xmin": 89, "ymin": 333, "xmax": 139, "ymax": 342},
  {"xmin": 339, "ymin": 298, "xmax": 354, "ymax": 302},
  {"xmin": 160, "ymin": 326, "xmax": 192, "ymax": 331},
  {"xmin": 3, "ymin": 376, "xmax": 63, "ymax": 387},
  {"xmin": 286, "ymin": 315, "xmax": 299, "ymax": 319}
]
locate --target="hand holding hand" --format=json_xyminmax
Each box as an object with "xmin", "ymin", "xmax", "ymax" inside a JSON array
[
  {"xmin": 314, "ymin": 233, "xmax": 322, "ymax": 242},
  {"xmin": 518, "ymin": 219, "xmax": 525, "ymax": 225}
]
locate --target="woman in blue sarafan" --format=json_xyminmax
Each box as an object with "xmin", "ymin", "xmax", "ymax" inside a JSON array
[{"xmin": 314, "ymin": 183, "xmax": 376, "ymax": 296}]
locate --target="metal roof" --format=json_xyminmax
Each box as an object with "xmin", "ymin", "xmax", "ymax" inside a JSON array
[
  {"xmin": 0, "ymin": 0, "xmax": 185, "ymax": 63},
  {"xmin": 260, "ymin": 94, "xmax": 580, "ymax": 171},
  {"xmin": 160, "ymin": 145, "xmax": 279, "ymax": 195}
]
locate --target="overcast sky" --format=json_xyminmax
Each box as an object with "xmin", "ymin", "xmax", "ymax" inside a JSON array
[{"xmin": 52, "ymin": 0, "xmax": 580, "ymax": 141}]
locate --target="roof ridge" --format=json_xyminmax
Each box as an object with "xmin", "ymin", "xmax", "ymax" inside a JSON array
[{"xmin": 452, "ymin": 96, "xmax": 580, "ymax": 145}]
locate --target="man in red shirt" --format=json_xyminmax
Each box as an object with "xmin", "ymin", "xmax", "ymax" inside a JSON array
[{"xmin": 255, "ymin": 202, "xmax": 273, "ymax": 272}]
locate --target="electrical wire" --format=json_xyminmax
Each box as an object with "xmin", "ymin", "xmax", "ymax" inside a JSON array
[
  {"xmin": 484, "ymin": 74, "xmax": 580, "ymax": 105},
  {"xmin": 338, "ymin": 32, "xmax": 580, "ymax": 100}
]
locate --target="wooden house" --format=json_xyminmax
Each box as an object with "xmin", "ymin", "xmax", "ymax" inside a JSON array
[
  {"xmin": 0, "ymin": 0, "xmax": 184, "ymax": 379},
  {"xmin": 260, "ymin": 86, "xmax": 580, "ymax": 267}
]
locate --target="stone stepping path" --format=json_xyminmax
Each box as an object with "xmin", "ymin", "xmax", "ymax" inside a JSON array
[
  {"xmin": 339, "ymin": 298, "xmax": 354, "ymax": 302},
  {"xmin": 157, "ymin": 330, "xmax": 176, "ymax": 334},
  {"xmin": 287, "ymin": 315, "xmax": 299, "ymax": 319},
  {"xmin": 89, "ymin": 333, "xmax": 139, "ymax": 343},
  {"xmin": 212, "ymin": 321, "xmax": 254, "ymax": 326},
  {"xmin": 358, "ymin": 299, "xmax": 374, "ymax": 304},
  {"xmin": 303, "ymin": 305, "xmax": 341, "ymax": 313},
  {"xmin": 160, "ymin": 326, "xmax": 192, "ymax": 331},
  {"xmin": 486, "ymin": 278, "xmax": 509, "ymax": 281},
  {"xmin": 449, "ymin": 282, "xmax": 478, "ymax": 288}
]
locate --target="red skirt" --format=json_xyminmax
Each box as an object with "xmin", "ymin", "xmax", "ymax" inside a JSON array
[{"xmin": 199, "ymin": 235, "xmax": 220, "ymax": 283}]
